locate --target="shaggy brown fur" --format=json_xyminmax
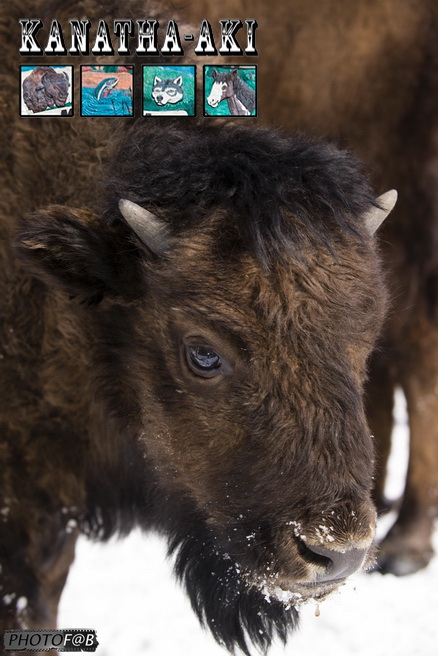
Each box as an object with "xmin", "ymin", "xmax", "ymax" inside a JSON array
[
  {"xmin": 0, "ymin": 1, "xmax": 401, "ymax": 655},
  {"xmin": 178, "ymin": 0, "xmax": 438, "ymax": 576}
]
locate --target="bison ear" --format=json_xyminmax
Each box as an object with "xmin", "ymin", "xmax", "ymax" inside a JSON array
[
  {"xmin": 118, "ymin": 199, "xmax": 173, "ymax": 257},
  {"xmin": 363, "ymin": 189, "xmax": 398, "ymax": 235},
  {"xmin": 15, "ymin": 205, "xmax": 142, "ymax": 302}
]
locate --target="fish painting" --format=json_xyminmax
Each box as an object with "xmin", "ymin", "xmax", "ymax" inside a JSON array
[
  {"xmin": 93, "ymin": 77, "xmax": 118, "ymax": 101},
  {"xmin": 80, "ymin": 67, "xmax": 133, "ymax": 117}
]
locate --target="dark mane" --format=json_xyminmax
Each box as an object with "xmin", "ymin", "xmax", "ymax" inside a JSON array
[
  {"xmin": 233, "ymin": 75, "xmax": 256, "ymax": 114},
  {"xmin": 100, "ymin": 121, "xmax": 375, "ymax": 266}
]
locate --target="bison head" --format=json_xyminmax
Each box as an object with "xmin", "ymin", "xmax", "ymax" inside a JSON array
[
  {"xmin": 42, "ymin": 69, "xmax": 69, "ymax": 108},
  {"xmin": 15, "ymin": 123, "xmax": 396, "ymax": 654}
]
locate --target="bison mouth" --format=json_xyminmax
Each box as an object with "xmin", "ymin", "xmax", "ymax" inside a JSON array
[
  {"xmin": 54, "ymin": 95, "xmax": 68, "ymax": 107},
  {"xmin": 247, "ymin": 573, "xmax": 344, "ymax": 608}
]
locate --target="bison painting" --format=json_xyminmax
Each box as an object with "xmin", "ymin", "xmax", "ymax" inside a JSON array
[
  {"xmin": 0, "ymin": 0, "xmax": 431, "ymax": 654},
  {"xmin": 22, "ymin": 66, "xmax": 70, "ymax": 114}
]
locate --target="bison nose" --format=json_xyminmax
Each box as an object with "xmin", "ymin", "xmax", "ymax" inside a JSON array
[{"xmin": 305, "ymin": 542, "xmax": 369, "ymax": 582}]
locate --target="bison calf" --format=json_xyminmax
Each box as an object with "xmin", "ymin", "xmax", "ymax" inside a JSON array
[{"xmin": 0, "ymin": 117, "xmax": 396, "ymax": 653}]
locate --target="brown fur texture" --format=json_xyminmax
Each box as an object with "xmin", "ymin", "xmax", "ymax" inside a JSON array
[{"xmin": 177, "ymin": 0, "xmax": 438, "ymax": 576}]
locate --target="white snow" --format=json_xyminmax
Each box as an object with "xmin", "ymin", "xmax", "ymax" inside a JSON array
[
  {"xmin": 16, "ymin": 597, "xmax": 28, "ymax": 612},
  {"xmin": 60, "ymin": 389, "xmax": 438, "ymax": 655}
]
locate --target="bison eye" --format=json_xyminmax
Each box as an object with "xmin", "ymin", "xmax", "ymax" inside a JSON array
[{"xmin": 186, "ymin": 345, "xmax": 222, "ymax": 377}]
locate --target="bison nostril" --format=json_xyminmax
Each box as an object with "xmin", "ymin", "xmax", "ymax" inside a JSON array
[{"xmin": 304, "ymin": 542, "xmax": 369, "ymax": 581}]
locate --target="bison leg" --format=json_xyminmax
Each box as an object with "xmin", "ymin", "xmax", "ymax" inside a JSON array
[
  {"xmin": 377, "ymin": 319, "xmax": 438, "ymax": 575},
  {"xmin": 366, "ymin": 351, "xmax": 396, "ymax": 514},
  {"xmin": 0, "ymin": 514, "xmax": 78, "ymax": 655}
]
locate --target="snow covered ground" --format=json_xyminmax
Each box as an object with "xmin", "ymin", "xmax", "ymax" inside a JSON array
[{"xmin": 60, "ymin": 391, "xmax": 438, "ymax": 656}]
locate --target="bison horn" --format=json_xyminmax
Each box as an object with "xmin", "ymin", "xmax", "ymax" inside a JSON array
[
  {"xmin": 363, "ymin": 189, "xmax": 398, "ymax": 235},
  {"xmin": 118, "ymin": 199, "xmax": 173, "ymax": 256}
]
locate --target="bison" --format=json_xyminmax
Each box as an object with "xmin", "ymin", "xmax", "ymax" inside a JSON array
[
  {"xmin": 177, "ymin": 0, "xmax": 438, "ymax": 578},
  {"xmin": 0, "ymin": 0, "xmax": 400, "ymax": 655},
  {"xmin": 1, "ymin": 118, "xmax": 396, "ymax": 652}
]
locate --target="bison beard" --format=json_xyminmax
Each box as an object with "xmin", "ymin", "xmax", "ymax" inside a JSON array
[{"xmin": 165, "ymin": 505, "xmax": 298, "ymax": 654}]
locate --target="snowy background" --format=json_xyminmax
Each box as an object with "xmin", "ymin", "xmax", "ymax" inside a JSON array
[{"xmin": 60, "ymin": 390, "xmax": 438, "ymax": 656}]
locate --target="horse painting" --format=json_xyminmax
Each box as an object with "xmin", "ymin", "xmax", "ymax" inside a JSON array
[{"xmin": 207, "ymin": 69, "xmax": 256, "ymax": 116}]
